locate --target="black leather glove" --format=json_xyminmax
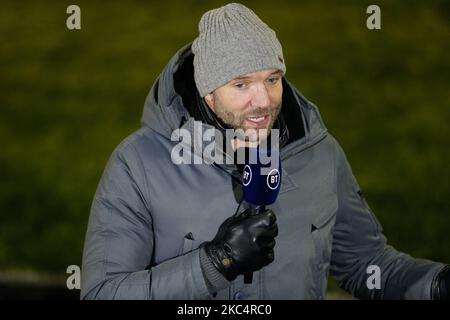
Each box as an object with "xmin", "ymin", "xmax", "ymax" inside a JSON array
[
  {"xmin": 432, "ymin": 265, "xmax": 450, "ymax": 300},
  {"xmin": 202, "ymin": 208, "xmax": 278, "ymax": 281}
]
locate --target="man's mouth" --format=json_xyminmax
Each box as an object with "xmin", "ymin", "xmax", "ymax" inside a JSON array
[{"xmin": 244, "ymin": 114, "xmax": 270, "ymax": 127}]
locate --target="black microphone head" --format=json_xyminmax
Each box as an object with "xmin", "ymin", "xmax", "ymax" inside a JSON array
[{"xmin": 242, "ymin": 147, "xmax": 281, "ymax": 206}]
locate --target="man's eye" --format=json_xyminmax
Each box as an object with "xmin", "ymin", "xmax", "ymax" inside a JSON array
[
  {"xmin": 267, "ymin": 77, "xmax": 280, "ymax": 85},
  {"xmin": 234, "ymin": 83, "xmax": 247, "ymax": 89}
]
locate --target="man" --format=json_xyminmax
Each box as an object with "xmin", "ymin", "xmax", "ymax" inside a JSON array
[{"xmin": 81, "ymin": 3, "xmax": 449, "ymax": 299}]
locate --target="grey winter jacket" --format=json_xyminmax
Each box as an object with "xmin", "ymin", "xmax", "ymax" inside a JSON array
[{"xmin": 81, "ymin": 44, "xmax": 446, "ymax": 300}]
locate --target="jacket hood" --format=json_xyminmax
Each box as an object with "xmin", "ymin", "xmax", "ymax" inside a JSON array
[{"xmin": 140, "ymin": 43, "xmax": 328, "ymax": 158}]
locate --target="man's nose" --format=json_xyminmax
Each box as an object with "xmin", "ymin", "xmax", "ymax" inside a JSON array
[{"xmin": 250, "ymin": 83, "xmax": 271, "ymax": 108}]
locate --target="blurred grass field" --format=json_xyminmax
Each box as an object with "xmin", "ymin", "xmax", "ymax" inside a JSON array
[{"xmin": 0, "ymin": 0, "xmax": 449, "ymax": 297}]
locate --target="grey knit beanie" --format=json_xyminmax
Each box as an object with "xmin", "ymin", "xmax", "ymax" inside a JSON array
[{"xmin": 192, "ymin": 3, "xmax": 286, "ymax": 97}]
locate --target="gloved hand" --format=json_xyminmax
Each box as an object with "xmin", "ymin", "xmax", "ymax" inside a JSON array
[
  {"xmin": 202, "ymin": 208, "xmax": 278, "ymax": 281},
  {"xmin": 432, "ymin": 265, "xmax": 450, "ymax": 300}
]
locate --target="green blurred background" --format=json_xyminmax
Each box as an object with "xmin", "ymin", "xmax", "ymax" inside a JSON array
[{"xmin": 0, "ymin": 0, "xmax": 449, "ymax": 298}]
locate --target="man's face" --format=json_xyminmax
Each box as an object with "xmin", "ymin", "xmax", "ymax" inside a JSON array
[{"xmin": 204, "ymin": 69, "xmax": 283, "ymax": 143}]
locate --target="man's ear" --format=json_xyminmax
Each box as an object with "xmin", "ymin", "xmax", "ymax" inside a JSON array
[{"xmin": 204, "ymin": 93, "xmax": 215, "ymax": 110}]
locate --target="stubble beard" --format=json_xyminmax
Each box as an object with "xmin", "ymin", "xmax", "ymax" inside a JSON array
[{"xmin": 212, "ymin": 96, "xmax": 282, "ymax": 144}]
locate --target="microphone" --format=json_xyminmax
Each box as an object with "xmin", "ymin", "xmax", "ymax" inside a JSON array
[{"xmin": 241, "ymin": 146, "xmax": 282, "ymax": 284}]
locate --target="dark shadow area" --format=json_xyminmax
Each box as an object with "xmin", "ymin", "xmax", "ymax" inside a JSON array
[{"xmin": 0, "ymin": 281, "xmax": 80, "ymax": 300}]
